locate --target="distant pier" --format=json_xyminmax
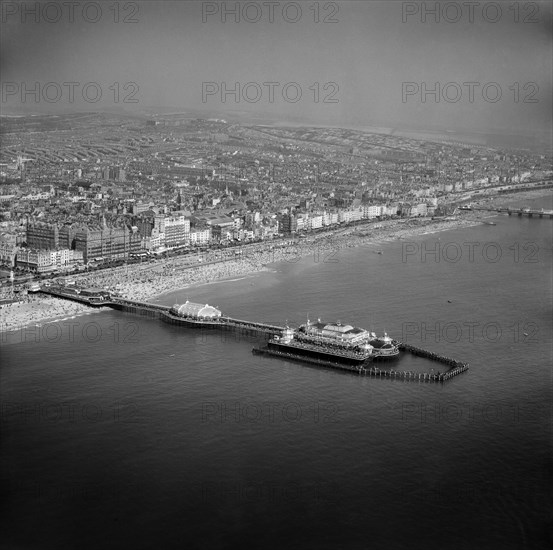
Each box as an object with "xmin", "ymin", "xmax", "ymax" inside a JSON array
[{"xmin": 461, "ymin": 206, "xmax": 553, "ymax": 218}]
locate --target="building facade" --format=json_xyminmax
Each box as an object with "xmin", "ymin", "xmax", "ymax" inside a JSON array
[
  {"xmin": 16, "ymin": 248, "xmax": 83, "ymax": 273},
  {"xmin": 26, "ymin": 222, "xmax": 59, "ymax": 249},
  {"xmin": 189, "ymin": 228, "xmax": 211, "ymax": 245},
  {"xmin": 74, "ymin": 225, "xmax": 141, "ymax": 263},
  {"xmin": 164, "ymin": 216, "xmax": 190, "ymax": 247}
]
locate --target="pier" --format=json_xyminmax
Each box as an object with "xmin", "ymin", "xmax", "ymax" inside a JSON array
[
  {"xmin": 39, "ymin": 287, "xmax": 469, "ymax": 382},
  {"xmin": 461, "ymin": 206, "xmax": 553, "ymax": 218},
  {"xmin": 40, "ymin": 288, "xmax": 286, "ymax": 337}
]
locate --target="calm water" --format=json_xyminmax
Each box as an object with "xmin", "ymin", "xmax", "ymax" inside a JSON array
[{"xmin": 2, "ymin": 195, "xmax": 552, "ymax": 550}]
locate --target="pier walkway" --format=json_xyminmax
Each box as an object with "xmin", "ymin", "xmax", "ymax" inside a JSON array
[
  {"xmin": 112, "ymin": 297, "xmax": 171, "ymax": 312},
  {"xmin": 219, "ymin": 316, "xmax": 285, "ymax": 334}
]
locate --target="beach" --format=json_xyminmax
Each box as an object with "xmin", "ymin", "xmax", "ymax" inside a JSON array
[
  {"xmin": 0, "ymin": 294, "xmax": 111, "ymax": 334},
  {"xmin": 1, "ymin": 187, "xmax": 548, "ymax": 332}
]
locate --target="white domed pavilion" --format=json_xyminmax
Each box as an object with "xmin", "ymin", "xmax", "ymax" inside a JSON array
[{"xmin": 171, "ymin": 300, "xmax": 221, "ymax": 319}]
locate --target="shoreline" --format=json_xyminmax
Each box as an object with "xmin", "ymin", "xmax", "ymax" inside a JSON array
[
  {"xmin": 458, "ymin": 187, "xmax": 553, "ymax": 210},
  {"xmin": 0, "ymin": 295, "xmax": 111, "ymax": 335},
  {"xmin": 73, "ymin": 216, "xmax": 483, "ymax": 303},
  {"xmin": 1, "ymin": 187, "xmax": 549, "ymax": 333}
]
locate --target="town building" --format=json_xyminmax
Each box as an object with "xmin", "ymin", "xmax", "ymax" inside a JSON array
[
  {"xmin": 164, "ymin": 216, "xmax": 191, "ymax": 247},
  {"xmin": 74, "ymin": 224, "xmax": 141, "ymax": 263}
]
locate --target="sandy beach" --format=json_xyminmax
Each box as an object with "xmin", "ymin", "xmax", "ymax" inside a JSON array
[
  {"xmin": 0, "ymin": 295, "xmax": 111, "ymax": 334},
  {"xmin": 1, "ymin": 187, "xmax": 549, "ymax": 333}
]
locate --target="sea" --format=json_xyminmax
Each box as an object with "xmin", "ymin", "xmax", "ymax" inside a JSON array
[{"xmin": 1, "ymin": 194, "xmax": 552, "ymax": 550}]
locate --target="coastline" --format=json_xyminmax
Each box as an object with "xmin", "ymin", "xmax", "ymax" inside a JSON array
[
  {"xmin": 69, "ymin": 216, "xmax": 483, "ymax": 303},
  {"xmin": 0, "ymin": 295, "xmax": 111, "ymax": 334},
  {"xmin": 468, "ymin": 187, "xmax": 553, "ymax": 209},
  {"xmin": 1, "ymin": 187, "xmax": 549, "ymax": 333}
]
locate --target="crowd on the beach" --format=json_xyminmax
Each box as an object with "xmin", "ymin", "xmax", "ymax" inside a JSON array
[{"xmin": 0, "ymin": 295, "xmax": 106, "ymax": 333}]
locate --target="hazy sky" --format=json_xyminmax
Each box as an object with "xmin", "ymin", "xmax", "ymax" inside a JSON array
[{"xmin": 1, "ymin": 0, "xmax": 552, "ymax": 137}]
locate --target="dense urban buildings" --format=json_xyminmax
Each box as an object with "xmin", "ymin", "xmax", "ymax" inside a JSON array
[{"xmin": 0, "ymin": 113, "xmax": 551, "ymax": 274}]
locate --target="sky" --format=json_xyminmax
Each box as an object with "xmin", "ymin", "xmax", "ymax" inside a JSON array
[{"xmin": 1, "ymin": 0, "xmax": 552, "ymax": 140}]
